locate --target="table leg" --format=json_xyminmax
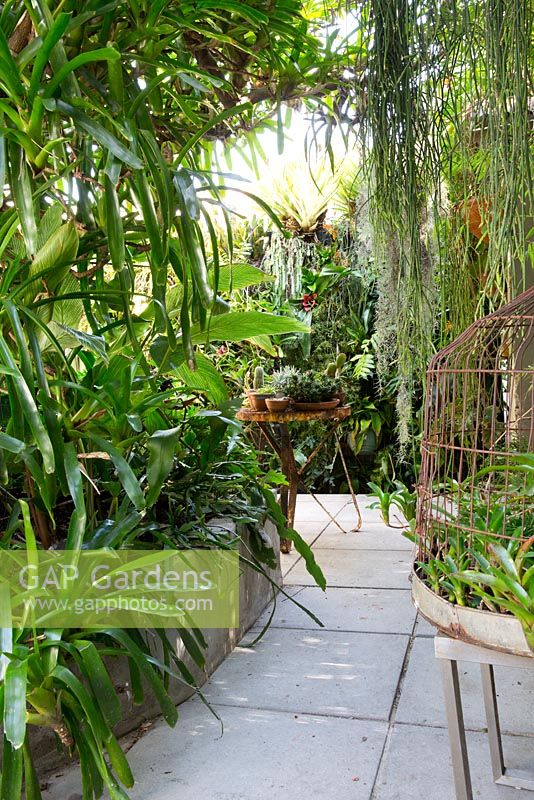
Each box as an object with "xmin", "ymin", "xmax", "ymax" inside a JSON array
[
  {"xmin": 278, "ymin": 424, "xmax": 298, "ymax": 554},
  {"xmin": 440, "ymin": 657, "xmax": 473, "ymax": 800},
  {"xmin": 480, "ymin": 663, "xmax": 505, "ymax": 783},
  {"xmin": 258, "ymin": 423, "xmax": 298, "ymax": 554},
  {"xmin": 335, "ymin": 432, "xmax": 362, "ymax": 531}
]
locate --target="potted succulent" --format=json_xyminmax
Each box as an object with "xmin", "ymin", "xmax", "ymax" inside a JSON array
[
  {"xmin": 245, "ymin": 366, "xmax": 274, "ymax": 411},
  {"xmin": 271, "ymin": 365, "xmax": 301, "ymax": 397},
  {"xmin": 262, "ymin": 366, "xmax": 295, "ymax": 412},
  {"xmin": 273, "ymin": 368, "xmax": 339, "ymax": 410}
]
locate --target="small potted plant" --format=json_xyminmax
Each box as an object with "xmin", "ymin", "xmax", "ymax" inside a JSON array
[
  {"xmin": 271, "ymin": 365, "xmax": 300, "ymax": 398},
  {"xmin": 325, "ymin": 352, "xmax": 347, "ymax": 404},
  {"xmin": 274, "ymin": 369, "xmax": 339, "ymax": 410},
  {"xmin": 265, "ymin": 396, "xmax": 290, "ymax": 412},
  {"xmin": 265, "ymin": 366, "xmax": 297, "ymax": 412},
  {"xmin": 245, "ymin": 366, "xmax": 273, "ymax": 411}
]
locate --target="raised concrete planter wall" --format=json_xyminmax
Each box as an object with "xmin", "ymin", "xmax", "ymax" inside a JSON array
[{"xmin": 31, "ymin": 519, "xmax": 282, "ymax": 773}]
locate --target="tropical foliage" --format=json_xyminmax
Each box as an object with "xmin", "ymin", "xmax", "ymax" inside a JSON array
[{"xmin": 0, "ymin": 1, "xmax": 336, "ymax": 796}]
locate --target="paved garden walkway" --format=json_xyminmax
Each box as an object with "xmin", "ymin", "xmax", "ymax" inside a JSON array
[{"xmin": 48, "ymin": 495, "xmax": 533, "ymax": 799}]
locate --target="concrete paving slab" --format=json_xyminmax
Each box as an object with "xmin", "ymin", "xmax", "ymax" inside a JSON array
[
  {"xmin": 281, "ymin": 550, "xmax": 302, "ymax": 576},
  {"xmin": 294, "ymin": 503, "xmax": 333, "ymax": 522},
  {"xmin": 254, "ymin": 587, "xmax": 417, "ymax": 635},
  {"xmin": 335, "ymin": 513, "xmax": 409, "ymax": 534},
  {"xmin": 314, "ymin": 522, "xmax": 413, "ymax": 551},
  {"xmin": 373, "ymin": 722, "xmax": 533, "ymax": 800},
  {"xmin": 296, "ymin": 493, "xmax": 351, "ymax": 511},
  {"xmin": 200, "ymin": 628, "xmax": 409, "ymax": 720},
  {"xmin": 335, "ymin": 496, "xmax": 396, "ymax": 525},
  {"xmin": 291, "ymin": 519, "xmax": 331, "ymax": 543},
  {"xmin": 396, "ymin": 637, "xmax": 534, "ymax": 734},
  {"xmin": 285, "ymin": 549, "xmax": 412, "ymax": 589},
  {"xmin": 44, "ymin": 704, "xmax": 388, "ymax": 800},
  {"xmin": 413, "ymin": 614, "xmax": 436, "ymax": 637}
]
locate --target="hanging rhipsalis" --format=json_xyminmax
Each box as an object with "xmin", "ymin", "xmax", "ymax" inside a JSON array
[{"xmin": 359, "ymin": 0, "xmax": 533, "ymax": 451}]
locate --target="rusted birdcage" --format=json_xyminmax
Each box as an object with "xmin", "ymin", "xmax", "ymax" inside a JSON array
[{"xmin": 414, "ymin": 286, "xmax": 534, "ymax": 653}]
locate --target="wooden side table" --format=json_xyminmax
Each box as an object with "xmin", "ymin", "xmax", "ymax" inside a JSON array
[{"xmin": 236, "ymin": 405, "xmax": 361, "ymax": 552}]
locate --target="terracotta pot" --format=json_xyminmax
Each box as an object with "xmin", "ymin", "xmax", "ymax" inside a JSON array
[
  {"xmin": 265, "ymin": 397, "xmax": 290, "ymax": 412},
  {"xmin": 292, "ymin": 399, "xmax": 340, "ymax": 412},
  {"xmin": 248, "ymin": 392, "xmax": 272, "ymax": 411},
  {"xmin": 457, "ymin": 197, "xmax": 490, "ymax": 242}
]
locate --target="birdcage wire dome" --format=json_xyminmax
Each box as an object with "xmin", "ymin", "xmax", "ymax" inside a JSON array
[{"xmin": 415, "ymin": 286, "xmax": 534, "ymax": 620}]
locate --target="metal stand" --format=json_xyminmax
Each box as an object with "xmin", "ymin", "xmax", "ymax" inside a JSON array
[{"xmin": 435, "ymin": 633, "xmax": 534, "ymax": 799}]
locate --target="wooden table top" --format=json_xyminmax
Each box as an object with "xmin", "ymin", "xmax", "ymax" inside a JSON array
[{"xmin": 236, "ymin": 405, "xmax": 351, "ymax": 423}]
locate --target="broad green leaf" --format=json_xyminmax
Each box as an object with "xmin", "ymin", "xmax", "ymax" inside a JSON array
[
  {"xmin": 74, "ymin": 641, "xmax": 122, "ymax": 729},
  {"xmin": 64, "ymin": 442, "xmax": 87, "ymax": 550},
  {"xmin": 215, "ymin": 264, "xmax": 275, "ymax": 292},
  {"xmin": 4, "ymin": 658, "xmax": 27, "ymax": 749},
  {"xmin": 100, "ymin": 629, "xmax": 178, "ymax": 726},
  {"xmin": 1, "ymin": 735, "xmax": 23, "ymax": 799},
  {"xmin": 88, "ymin": 435, "xmax": 145, "ymax": 510},
  {"xmin": 43, "ymin": 48, "xmax": 121, "ymax": 98},
  {"xmin": 176, "ymin": 215, "xmax": 214, "ymax": 311},
  {"xmin": 0, "ymin": 334, "xmax": 55, "ymax": 474},
  {"xmin": 105, "ymin": 733, "xmax": 134, "ymax": 788},
  {"xmin": 175, "ymin": 352, "xmax": 228, "ymax": 406},
  {"xmin": 22, "ymin": 737, "xmax": 42, "ymax": 800},
  {"xmin": 36, "ymin": 204, "xmax": 63, "ymax": 249},
  {"xmin": 489, "ymin": 543, "xmax": 519, "ymax": 581},
  {"xmin": 9, "ymin": 142, "xmax": 37, "ymax": 257},
  {"xmin": 174, "ymin": 169, "xmax": 200, "ymax": 220},
  {"xmin": 190, "ymin": 311, "xmax": 310, "ymax": 343},
  {"xmin": 52, "ymin": 664, "xmax": 110, "ymax": 744},
  {"xmin": 83, "ymin": 512, "xmax": 142, "ymax": 549},
  {"xmin": 0, "ymin": 432, "xmax": 25, "ymax": 454},
  {"xmin": 29, "ymin": 222, "xmax": 79, "ymax": 292},
  {"xmin": 149, "ymin": 336, "xmax": 186, "ymax": 372},
  {"xmin": 50, "ymin": 273, "xmax": 85, "ymax": 335},
  {"xmin": 56, "ymin": 325, "xmax": 108, "ymax": 361},
  {"xmin": 146, "ymin": 427, "xmax": 181, "ymax": 507},
  {"xmin": 245, "ymin": 335, "xmax": 278, "ymax": 356}
]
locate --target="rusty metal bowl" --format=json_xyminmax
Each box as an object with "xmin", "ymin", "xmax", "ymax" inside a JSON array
[{"xmin": 412, "ymin": 573, "xmax": 533, "ymax": 658}]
